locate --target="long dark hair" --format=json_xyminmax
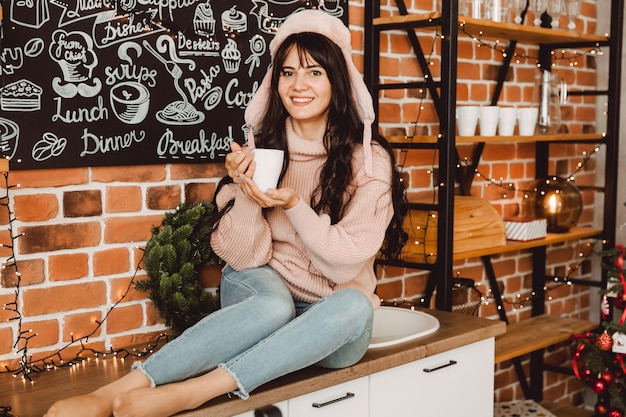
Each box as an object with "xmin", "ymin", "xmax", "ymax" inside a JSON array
[{"xmin": 214, "ymin": 32, "xmax": 407, "ymax": 259}]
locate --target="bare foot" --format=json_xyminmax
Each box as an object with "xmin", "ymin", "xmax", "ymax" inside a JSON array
[
  {"xmin": 43, "ymin": 370, "xmax": 152, "ymax": 417},
  {"xmin": 44, "ymin": 392, "xmax": 112, "ymax": 417},
  {"xmin": 111, "ymin": 385, "xmax": 198, "ymax": 417},
  {"xmin": 111, "ymin": 367, "xmax": 236, "ymax": 417}
]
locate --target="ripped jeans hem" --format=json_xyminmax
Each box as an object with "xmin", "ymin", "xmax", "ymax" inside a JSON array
[
  {"xmin": 218, "ymin": 363, "xmax": 250, "ymax": 400},
  {"xmin": 131, "ymin": 361, "xmax": 157, "ymax": 388}
]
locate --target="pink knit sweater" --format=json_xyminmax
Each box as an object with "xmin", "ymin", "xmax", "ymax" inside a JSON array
[{"xmin": 210, "ymin": 120, "xmax": 393, "ymax": 307}]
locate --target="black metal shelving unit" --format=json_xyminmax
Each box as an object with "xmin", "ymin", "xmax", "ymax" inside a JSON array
[
  {"xmin": 365, "ymin": 0, "xmax": 458, "ymax": 312},
  {"xmin": 365, "ymin": 0, "xmax": 623, "ymax": 403}
]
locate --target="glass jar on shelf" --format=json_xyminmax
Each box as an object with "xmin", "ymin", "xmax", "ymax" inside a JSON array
[
  {"xmin": 533, "ymin": 69, "xmax": 564, "ymax": 134},
  {"xmin": 486, "ymin": 0, "xmax": 511, "ymax": 23}
]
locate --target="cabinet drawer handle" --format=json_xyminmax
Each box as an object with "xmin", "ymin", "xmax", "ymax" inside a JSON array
[
  {"xmin": 312, "ymin": 392, "xmax": 355, "ymax": 408},
  {"xmin": 423, "ymin": 359, "xmax": 458, "ymax": 373}
]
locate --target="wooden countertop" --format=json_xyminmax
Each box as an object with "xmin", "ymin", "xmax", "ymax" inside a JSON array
[{"xmin": 0, "ymin": 309, "xmax": 505, "ymax": 417}]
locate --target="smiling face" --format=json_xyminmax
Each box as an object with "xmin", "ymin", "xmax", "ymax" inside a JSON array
[{"xmin": 277, "ymin": 45, "xmax": 332, "ymax": 140}]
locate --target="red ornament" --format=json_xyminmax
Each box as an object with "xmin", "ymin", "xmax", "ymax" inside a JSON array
[
  {"xmin": 597, "ymin": 331, "xmax": 614, "ymax": 351},
  {"xmin": 596, "ymin": 403, "xmax": 608, "ymax": 415},
  {"xmin": 613, "ymin": 290, "xmax": 626, "ymax": 310},
  {"xmin": 593, "ymin": 379, "xmax": 607, "ymax": 393},
  {"xmin": 608, "ymin": 409, "xmax": 624, "ymax": 417},
  {"xmin": 600, "ymin": 371, "xmax": 615, "ymax": 384}
]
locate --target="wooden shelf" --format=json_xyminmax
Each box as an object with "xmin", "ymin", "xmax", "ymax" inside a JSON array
[
  {"xmin": 459, "ymin": 16, "xmax": 609, "ymax": 45},
  {"xmin": 373, "ymin": 12, "xmax": 441, "ymax": 30},
  {"xmin": 384, "ymin": 227, "xmax": 602, "ymax": 266},
  {"xmin": 373, "ymin": 13, "xmax": 609, "ymax": 45},
  {"xmin": 494, "ymin": 314, "xmax": 598, "ymax": 364},
  {"xmin": 454, "ymin": 227, "xmax": 602, "ymax": 260},
  {"xmin": 386, "ymin": 133, "xmax": 606, "ymax": 148}
]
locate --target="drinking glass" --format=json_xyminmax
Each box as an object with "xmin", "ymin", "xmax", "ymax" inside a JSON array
[
  {"xmin": 564, "ymin": 0, "xmax": 581, "ymax": 30},
  {"xmin": 511, "ymin": 0, "xmax": 527, "ymax": 24},
  {"xmin": 461, "ymin": 0, "xmax": 486, "ymax": 19},
  {"xmin": 546, "ymin": 0, "xmax": 563, "ymax": 28},
  {"xmin": 529, "ymin": 0, "xmax": 547, "ymax": 26},
  {"xmin": 486, "ymin": 0, "xmax": 510, "ymax": 23}
]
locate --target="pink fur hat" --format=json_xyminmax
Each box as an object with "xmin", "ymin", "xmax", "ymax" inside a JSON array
[{"xmin": 244, "ymin": 9, "xmax": 376, "ymax": 176}]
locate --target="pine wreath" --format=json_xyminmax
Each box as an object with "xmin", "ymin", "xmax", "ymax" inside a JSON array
[{"xmin": 136, "ymin": 201, "xmax": 222, "ymax": 337}]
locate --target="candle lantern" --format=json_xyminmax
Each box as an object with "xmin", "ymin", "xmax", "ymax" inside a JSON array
[{"xmin": 531, "ymin": 176, "xmax": 583, "ymax": 233}]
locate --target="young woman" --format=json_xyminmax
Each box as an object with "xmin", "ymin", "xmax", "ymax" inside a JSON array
[{"xmin": 44, "ymin": 9, "xmax": 407, "ymax": 417}]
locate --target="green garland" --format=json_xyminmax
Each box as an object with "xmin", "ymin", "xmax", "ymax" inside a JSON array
[{"xmin": 136, "ymin": 201, "xmax": 222, "ymax": 337}]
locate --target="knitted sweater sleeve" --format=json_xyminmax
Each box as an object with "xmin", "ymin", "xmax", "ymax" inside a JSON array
[
  {"xmin": 283, "ymin": 145, "xmax": 394, "ymax": 284},
  {"xmin": 209, "ymin": 184, "xmax": 273, "ymax": 271}
]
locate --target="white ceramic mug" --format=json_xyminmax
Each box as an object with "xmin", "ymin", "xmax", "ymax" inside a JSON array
[
  {"xmin": 479, "ymin": 105, "xmax": 500, "ymax": 136},
  {"xmin": 456, "ymin": 105, "xmax": 480, "ymax": 136},
  {"xmin": 517, "ymin": 107, "xmax": 539, "ymax": 136},
  {"xmin": 498, "ymin": 107, "xmax": 517, "ymax": 136},
  {"xmin": 252, "ymin": 149, "xmax": 285, "ymax": 192}
]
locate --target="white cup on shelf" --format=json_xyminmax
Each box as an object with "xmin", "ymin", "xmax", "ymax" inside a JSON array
[
  {"xmin": 498, "ymin": 107, "xmax": 517, "ymax": 136},
  {"xmin": 517, "ymin": 107, "xmax": 539, "ymax": 136},
  {"xmin": 456, "ymin": 105, "xmax": 480, "ymax": 136},
  {"xmin": 479, "ymin": 105, "xmax": 500, "ymax": 136}
]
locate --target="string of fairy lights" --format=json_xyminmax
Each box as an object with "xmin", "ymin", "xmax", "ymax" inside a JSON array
[
  {"xmin": 0, "ymin": 170, "xmax": 168, "ymax": 381},
  {"xmin": 386, "ymin": 237, "xmax": 601, "ymax": 311},
  {"xmin": 491, "ymin": 238, "xmax": 601, "ymax": 310},
  {"xmin": 464, "ymin": 144, "xmax": 602, "ymax": 199}
]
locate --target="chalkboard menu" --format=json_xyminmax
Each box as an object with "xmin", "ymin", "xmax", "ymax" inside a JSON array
[{"xmin": 0, "ymin": 0, "xmax": 348, "ymax": 169}]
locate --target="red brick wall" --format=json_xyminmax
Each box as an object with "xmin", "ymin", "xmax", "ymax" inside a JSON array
[
  {"xmin": 0, "ymin": 164, "xmax": 224, "ymax": 367},
  {"xmin": 0, "ymin": 0, "xmax": 601, "ymax": 408}
]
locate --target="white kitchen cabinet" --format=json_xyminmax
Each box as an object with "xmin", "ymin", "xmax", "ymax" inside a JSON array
[
  {"xmin": 288, "ymin": 376, "xmax": 369, "ymax": 417},
  {"xmin": 232, "ymin": 376, "xmax": 368, "ymax": 417},
  {"xmin": 234, "ymin": 338, "xmax": 493, "ymax": 417},
  {"xmin": 370, "ymin": 338, "xmax": 494, "ymax": 417}
]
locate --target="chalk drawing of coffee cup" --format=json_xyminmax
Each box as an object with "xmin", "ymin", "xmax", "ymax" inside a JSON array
[
  {"xmin": 323, "ymin": 0, "xmax": 339, "ymax": 11},
  {"xmin": 319, "ymin": 0, "xmax": 343, "ymax": 16},
  {"xmin": 0, "ymin": 117, "xmax": 20, "ymax": 160},
  {"xmin": 110, "ymin": 82, "xmax": 150, "ymax": 124}
]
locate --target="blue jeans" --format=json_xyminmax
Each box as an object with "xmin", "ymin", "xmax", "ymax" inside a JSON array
[{"xmin": 133, "ymin": 265, "xmax": 373, "ymax": 399}]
